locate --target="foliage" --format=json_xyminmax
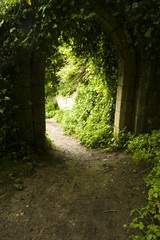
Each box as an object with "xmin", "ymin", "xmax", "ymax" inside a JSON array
[
  {"xmin": 123, "ymin": 0, "xmax": 160, "ymax": 54},
  {"xmin": 0, "ymin": 74, "xmax": 33, "ymax": 159},
  {"xmin": 45, "ymin": 16, "xmax": 118, "ymax": 98},
  {"xmin": 128, "ymin": 130, "xmax": 160, "ymax": 239},
  {"xmin": 0, "ymin": 0, "xmax": 19, "ymax": 8},
  {"xmin": 63, "ymin": 18, "xmax": 118, "ymax": 89},
  {"xmin": 51, "ymin": 40, "xmax": 114, "ymax": 145},
  {"xmin": 0, "ymin": 0, "xmax": 160, "ymax": 156},
  {"xmin": 56, "ymin": 46, "xmax": 87, "ymax": 96},
  {"xmin": 45, "ymin": 22, "xmax": 119, "ymax": 149},
  {"xmin": 95, "ymin": 0, "xmax": 160, "ymax": 56},
  {"xmin": 45, "ymin": 44, "xmax": 88, "ymax": 98},
  {"xmin": 46, "ymin": 39, "xmax": 134, "ymax": 150},
  {"xmin": 0, "ymin": 2, "xmax": 160, "ymax": 237},
  {"xmin": 54, "ymin": 54, "xmax": 131, "ymax": 149},
  {"xmin": 45, "ymin": 98, "xmax": 59, "ymax": 119},
  {"xmin": 45, "ymin": 46, "xmax": 63, "ymax": 98},
  {"xmin": 128, "ymin": 130, "xmax": 160, "ymax": 164}
]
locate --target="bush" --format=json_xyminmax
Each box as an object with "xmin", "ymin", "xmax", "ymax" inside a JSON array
[
  {"xmin": 128, "ymin": 130, "xmax": 160, "ymax": 239},
  {"xmin": 54, "ymin": 80, "xmax": 132, "ymax": 150},
  {"xmin": 45, "ymin": 99, "xmax": 59, "ymax": 118},
  {"xmin": 0, "ymin": 75, "xmax": 33, "ymax": 159},
  {"xmin": 128, "ymin": 130, "xmax": 160, "ymax": 164}
]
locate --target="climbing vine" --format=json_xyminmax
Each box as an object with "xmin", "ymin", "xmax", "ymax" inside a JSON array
[
  {"xmin": 0, "ymin": 0, "xmax": 159, "ymax": 155},
  {"xmin": 0, "ymin": 0, "xmax": 160, "ymax": 238},
  {"xmin": 0, "ymin": 0, "xmax": 92, "ymax": 157},
  {"xmin": 46, "ymin": 42, "xmax": 132, "ymax": 150}
]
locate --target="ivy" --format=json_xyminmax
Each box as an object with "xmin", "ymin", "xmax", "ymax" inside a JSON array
[
  {"xmin": 0, "ymin": 2, "xmax": 160, "ymax": 237},
  {"xmin": 128, "ymin": 130, "xmax": 160, "ymax": 239},
  {"xmin": 49, "ymin": 43, "xmax": 132, "ymax": 150},
  {"xmin": 0, "ymin": 74, "xmax": 33, "ymax": 158}
]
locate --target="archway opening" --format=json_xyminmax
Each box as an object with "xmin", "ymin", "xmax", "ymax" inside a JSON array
[
  {"xmin": 0, "ymin": 0, "xmax": 137, "ymax": 150},
  {"xmin": 44, "ymin": 15, "xmax": 119, "ymax": 149}
]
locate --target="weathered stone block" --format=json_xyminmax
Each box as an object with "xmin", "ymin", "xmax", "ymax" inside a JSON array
[
  {"xmin": 32, "ymin": 105, "xmax": 45, "ymax": 124},
  {"xmin": 137, "ymin": 60, "xmax": 152, "ymax": 77},
  {"xmin": 147, "ymin": 92, "xmax": 160, "ymax": 105},
  {"xmin": 33, "ymin": 123, "xmax": 45, "ymax": 148},
  {"xmin": 118, "ymin": 49, "xmax": 136, "ymax": 87},
  {"xmin": 30, "ymin": 51, "xmax": 45, "ymax": 85},
  {"xmin": 23, "ymin": 128, "xmax": 34, "ymax": 143},
  {"xmin": 118, "ymin": 74, "xmax": 136, "ymax": 87},
  {"xmin": 115, "ymin": 99, "xmax": 133, "ymax": 113},
  {"xmin": 147, "ymin": 105, "xmax": 157, "ymax": 117},
  {"xmin": 16, "ymin": 108, "xmax": 33, "ymax": 130},
  {"xmin": 136, "ymin": 76, "xmax": 150, "ymax": 90},
  {"xmin": 13, "ymin": 87, "xmax": 32, "ymax": 108},
  {"xmin": 12, "ymin": 74, "xmax": 30, "ymax": 87},
  {"xmin": 135, "ymin": 103, "xmax": 146, "ymax": 116},
  {"xmin": 13, "ymin": 50, "xmax": 31, "ymax": 74},
  {"xmin": 155, "ymin": 66, "xmax": 160, "ymax": 77},
  {"xmin": 135, "ymin": 87, "xmax": 148, "ymax": 105},
  {"xmin": 30, "ymin": 74, "xmax": 45, "ymax": 86},
  {"xmin": 147, "ymin": 116, "xmax": 160, "ymax": 130},
  {"xmin": 116, "ymin": 86, "xmax": 135, "ymax": 102},
  {"xmin": 134, "ymin": 114, "xmax": 147, "ymax": 133},
  {"xmin": 114, "ymin": 110, "xmax": 132, "ymax": 130},
  {"xmin": 31, "ymin": 86, "xmax": 45, "ymax": 106}
]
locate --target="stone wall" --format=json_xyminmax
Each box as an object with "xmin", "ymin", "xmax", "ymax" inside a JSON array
[
  {"xmin": 1, "ymin": 4, "xmax": 160, "ymax": 148},
  {"xmin": 146, "ymin": 58, "xmax": 160, "ymax": 131},
  {"xmin": 8, "ymin": 49, "xmax": 46, "ymax": 148},
  {"xmin": 95, "ymin": 5, "xmax": 160, "ymax": 135},
  {"xmin": 29, "ymin": 51, "xmax": 46, "ymax": 148},
  {"xmin": 131, "ymin": 50, "xmax": 160, "ymax": 133}
]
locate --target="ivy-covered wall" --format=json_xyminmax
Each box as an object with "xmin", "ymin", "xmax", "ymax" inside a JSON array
[
  {"xmin": 0, "ymin": 0, "xmax": 160, "ymax": 148},
  {"xmin": 94, "ymin": 2, "xmax": 160, "ymax": 135}
]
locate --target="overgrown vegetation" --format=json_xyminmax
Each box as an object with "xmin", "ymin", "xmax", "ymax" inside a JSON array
[
  {"xmin": 0, "ymin": 0, "xmax": 160, "ymax": 238},
  {"xmin": 1, "ymin": 0, "xmax": 159, "ymax": 154},
  {"xmin": 0, "ymin": 74, "xmax": 34, "ymax": 160},
  {"xmin": 128, "ymin": 130, "xmax": 160, "ymax": 239},
  {"xmin": 45, "ymin": 19, "xmax": 120, "ymax": 148}
]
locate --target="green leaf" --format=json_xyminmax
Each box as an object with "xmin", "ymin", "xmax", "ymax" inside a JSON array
[
  {"xmin": 0, "ymin": 20, "xmax": 4, "ymax": 28},
  {"xmin": 26, "ymin": 0, "xmax": 31, "ymax": 5},
  {"xmin": 132, "ymin": 3, "xmax": 139, "ymax": 9},
  {"xmin": 70, "ymin": 1, "xmax": 74, "ymax": 6},
  {"xmin": 10, "ymin": 27, "xmax": 16, "ymax": 33},
  {"xmin": 145, "ymin": 28, "xmax": 152, "ymax": 38},
  {"xmin": 53, "ymin": 24, "xmax": 58, "ymax": 29},
  {"xmin": 147, "ymin": 234, "xmax": 153, "ymax": 240}
]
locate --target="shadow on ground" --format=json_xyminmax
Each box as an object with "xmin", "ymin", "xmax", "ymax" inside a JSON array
[{"xmin": 0, "ymin": 119, "xmax": 148, "ymax": 240}]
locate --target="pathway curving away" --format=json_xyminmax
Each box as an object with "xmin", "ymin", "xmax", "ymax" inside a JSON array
[{"xmin": 0, "ymin": 119, "xmax": 147, "ymax": 240}]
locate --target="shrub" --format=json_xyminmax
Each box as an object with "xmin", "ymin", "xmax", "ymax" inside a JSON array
[
  {"xmin": 45, "ymin": 99, "xmax": 59, "ymax": 118},
  {"xmin": 128, "ymin": 130, "xmax": 160, "ymax": 239}
]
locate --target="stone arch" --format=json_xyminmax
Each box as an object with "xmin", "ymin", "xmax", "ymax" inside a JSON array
[
  {"xmin": 94, "ymin": 6, "xmax": 137, "ymax": 135},
  {"xmin": 93, "ymin": 4, "xmax": 160, "ymax": 136},
  {"xmin": 3, "ymin": 3, "xmax": 160, "ymax": 148}
]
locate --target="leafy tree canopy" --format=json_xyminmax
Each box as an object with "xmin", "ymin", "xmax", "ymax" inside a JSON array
[{"xmin": 0, "ymin": 0, "xmax": 160, "ymax": 63}]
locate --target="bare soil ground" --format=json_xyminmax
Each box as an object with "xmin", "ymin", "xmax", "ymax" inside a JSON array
[{"xmin": 0, "ymin": 119, "xmax": 148, "ymax": 240}]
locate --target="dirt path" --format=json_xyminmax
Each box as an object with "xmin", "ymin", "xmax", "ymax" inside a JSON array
[{"xmin": 0, "ymin": 119, "xmax": 147, "ymax": 240}]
